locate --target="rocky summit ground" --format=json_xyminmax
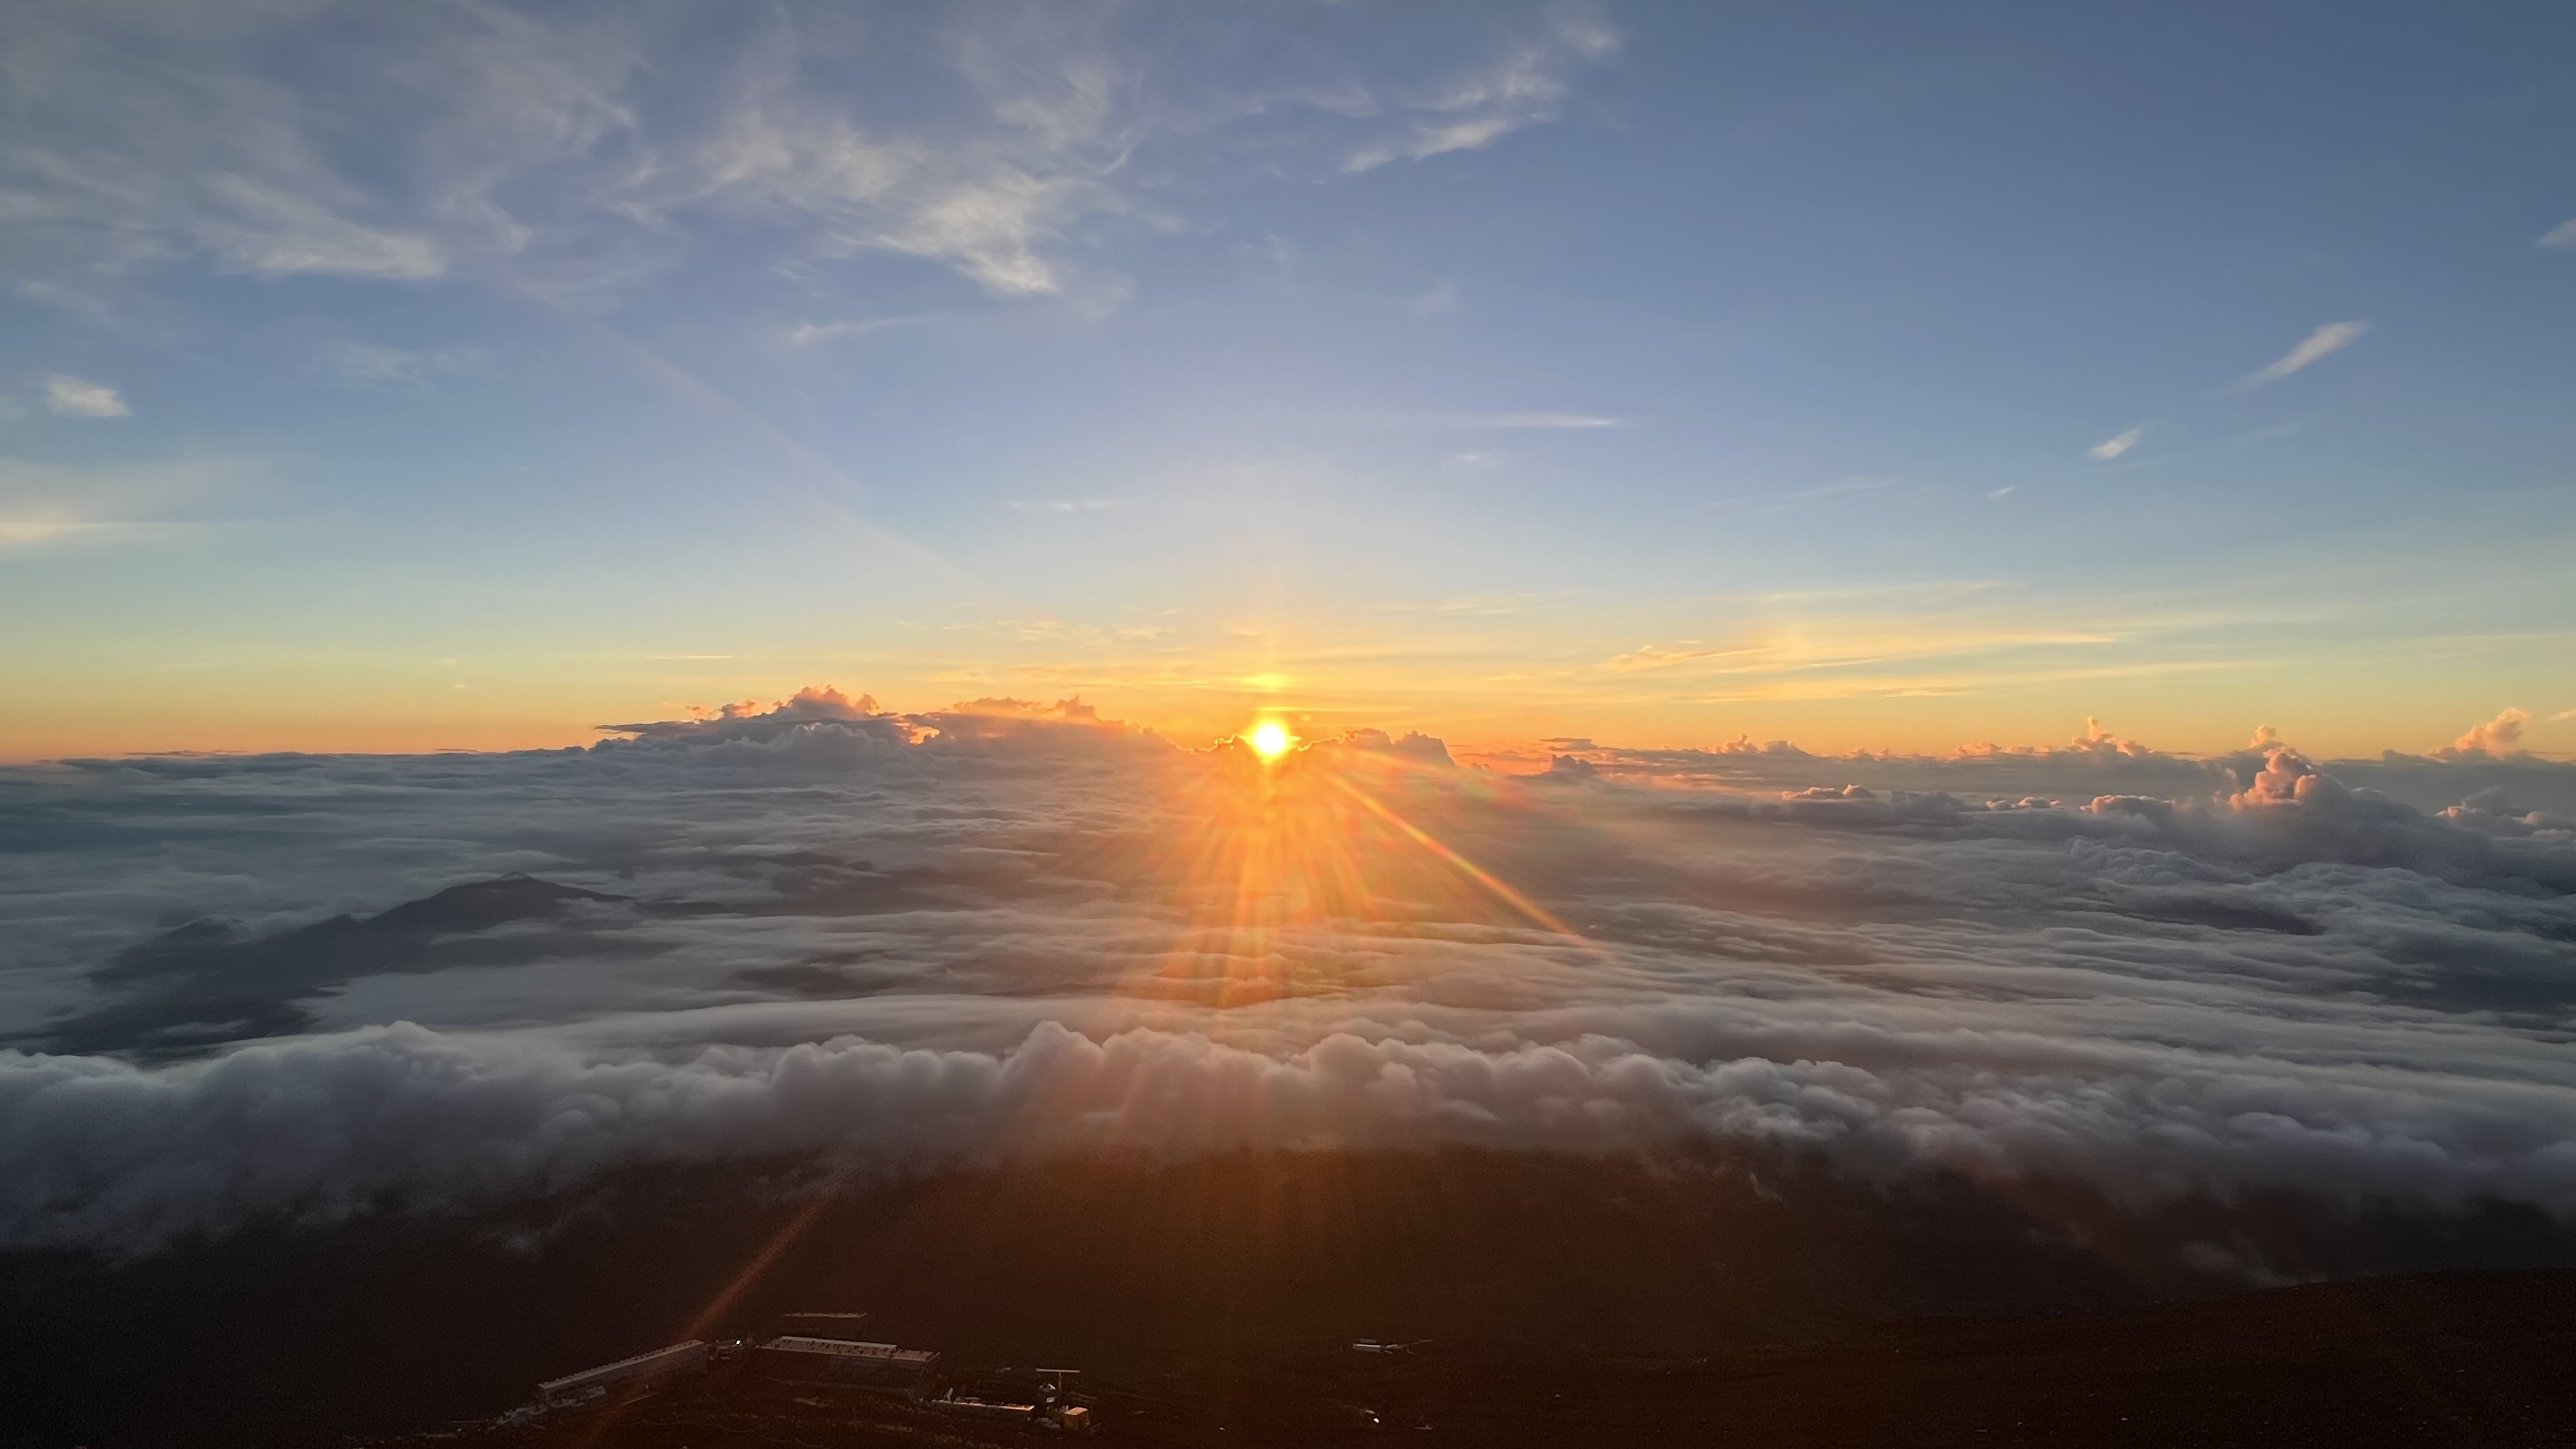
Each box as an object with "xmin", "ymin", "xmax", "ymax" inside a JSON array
[{"xmin": 378, "ymin": 1271, "xmax": 2576, "ymax": 1449}]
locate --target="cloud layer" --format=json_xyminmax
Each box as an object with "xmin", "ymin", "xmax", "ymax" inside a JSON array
[{"xmin": 3, "ymin": 698, "xmax": 2573, "ymax": 1255}]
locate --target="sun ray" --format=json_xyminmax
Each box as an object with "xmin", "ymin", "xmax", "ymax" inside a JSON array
[{"xmin": 1320, "ymin": 771, "xmax": 1591, "ymax": 945}]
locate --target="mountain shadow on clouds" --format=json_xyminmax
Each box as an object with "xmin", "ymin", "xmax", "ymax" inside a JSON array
[
  {"xmin": 40, "ymin": 875, "xmax": 629, "ymax": 1058},
  {"xmin": 2104, "ymin": 891, "xmax": 2327, "ymax": 937}
]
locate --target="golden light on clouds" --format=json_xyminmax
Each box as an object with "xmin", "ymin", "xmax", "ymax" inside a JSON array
[{"xmin": 1101, "ymin": 741, "xmax": 1596, "ymax": 1022}]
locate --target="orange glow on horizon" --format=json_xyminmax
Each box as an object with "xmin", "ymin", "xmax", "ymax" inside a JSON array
[{"xmin": 1245, "ymin": 720, "xmax": 1293, "ymax": 760}]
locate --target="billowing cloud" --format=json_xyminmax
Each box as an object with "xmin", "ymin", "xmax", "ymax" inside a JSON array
[
  {"xmin": 2437, "ymin": 707, "xmax": 2533, "ymax": 759},
  {"xmin": 43, "ymin": 375, "xmax": 127, "ymax": 418},
  {"xmin": 2234, "ymin": 321, "xmax": 2368, "ymax": 390},
  {"xmin": 3, "ymin": 699, "xmax": 2573, "ymax": 1257}
]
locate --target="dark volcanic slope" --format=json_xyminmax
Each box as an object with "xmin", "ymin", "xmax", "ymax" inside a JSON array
[
  {"xmin": 6, "ymin": 1151, "xmax": 2572, "ymax": 1448},
  {"xmin": 386, "ymin": 1271, "xmax": 2576, "ymax": 1449}
]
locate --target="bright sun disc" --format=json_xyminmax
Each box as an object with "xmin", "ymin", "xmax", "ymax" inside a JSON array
[{"xmin": 1247, "ymin": 721, "xmax": 1292, "ymax": 760}]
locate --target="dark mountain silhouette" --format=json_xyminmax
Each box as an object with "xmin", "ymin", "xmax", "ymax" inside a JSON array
[{"xmin": 43, "ymin": 875, "xmax": 628, "ymax": 1056}]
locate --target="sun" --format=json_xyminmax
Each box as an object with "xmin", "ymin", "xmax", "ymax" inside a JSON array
[{"xmin": 1246, "ymin": 720, "xmax": 1293, "ymax": 760}]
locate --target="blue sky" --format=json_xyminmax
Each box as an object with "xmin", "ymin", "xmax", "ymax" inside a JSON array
[{"xmin": 4, "ymin": 0, "xmax": 2573, "ymax": 758}]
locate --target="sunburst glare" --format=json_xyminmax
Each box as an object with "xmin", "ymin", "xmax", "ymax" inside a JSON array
[{"xmin": 1245, "ymin": 720, "xmax": 1293, "ymax": 760}]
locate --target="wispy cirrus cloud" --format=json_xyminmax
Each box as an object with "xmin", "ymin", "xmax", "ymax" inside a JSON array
[
  {"xmin": 1778, "ymin": 475, "xmax": 1897, "ymax": 502},
  {"xmin": 1454, "ymin": 411, "xmax": 1627, "ymax": 429},
  {"xmin": 0, "ymin": 512, "xmax": 104, "ymax": 548},
  {"xmin": 1407, "ymin": 279, "xmax": 1461, "ymax": 316},
  {"xmin": 2234, "ymin": 321, "xmax": 2368, "ymax": 390},
  {"xmin": 325, "ymin": 344, "xmax": 487, "ymax": 389},
  {"xmin": 43, "ymin": 374, "xmax": 127, "ymax": 417},
  {"xmin": 680, "ymin": 86, "xmax": 1123, "ymax": 299},
  {"xmin": 2537, "ymin": 217, "xmax": 2576, "ymax": 250},
  {"xmin": 1602, "ymin": 641, "xmax": 1751, "ymax": 673},
  {"xmin": 1008, "ymin": 496, "xmax": 1133, "ymax": 514},
  {"xmin": 0, "ymin": 2, "xmax": 1618, "ymax": 312},
  {"xmin": 2088, "ymin": 425, "xmax": 2143, "ymax": 461},
  {"xmin": 0, "ymin": 456, "xmax": 245, "ymax": 549},
  {"xmin": 1342, "ymin": 8, "xmax": 1620, "ymax": 174},
  {"xmin": 0, "ymin": 8, "xmax": 452, "ymax": 293},
  {"xmin": 785, "ymin": 315, "xmax": 944, "ymax": 346},
  {"xmin": 191, "ymin": 174, "xmax": 448, "ymax": 281}
]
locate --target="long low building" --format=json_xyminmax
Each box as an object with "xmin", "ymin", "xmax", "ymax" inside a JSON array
[
  {"xmin": 776, "ymin": 1312, "xmax": 871, "ymax": 1337},
  {"xmin": 535, "ymin": 1340, "xmax": 710, "ymax": 1407},
  {"xmin": 751, "ymin": 1335, "xmax": 940, "ymax": 1395}
]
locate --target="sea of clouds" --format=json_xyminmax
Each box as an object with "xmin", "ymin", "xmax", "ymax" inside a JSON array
[{"xmin": 3, "ymin": 690, "xmax": 2573, "ymax": 1257}]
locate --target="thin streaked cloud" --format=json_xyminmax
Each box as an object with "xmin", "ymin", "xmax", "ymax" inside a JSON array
[
  {"xmin": 0, "ymin": 3, "xmax": 1618, "ymax": 312},
  {"xmin": 2089, "ymin": 425, "xmax": 2143, "ymax": 460},
  {"xmin": 1453, "ymin": 411, "xmax": 1627, "ymax": 429},
  {"xmin": 2234, "ymin": 321, "xmax": 2368, "ymax": 390},
  {"xmin": 785, "ymin": 315, "xmax": 944, "ymax": 346},
  {"xmin": 1779, "ymin": 476, "xmax": 1898, "ymax": 502},
  {"xmin": 1341, "ymin": 12, "xmax": 1620, "ymax": 174},
  {"xmin": 1008, "ymin": 497, "xmax": 1134, "ymax": 514}
]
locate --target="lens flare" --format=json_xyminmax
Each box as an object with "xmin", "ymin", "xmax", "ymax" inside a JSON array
[{"xmin": 1246, "ymin": 721, "xmax": 1292, "ymax": 760}]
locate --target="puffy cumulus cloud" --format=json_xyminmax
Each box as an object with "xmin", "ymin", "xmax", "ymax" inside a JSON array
[
  {"xmin": 3, "ymin": 700, "xmax": 2575, "ymax": 1255},
  {"xmin": 1310, "ymin": 728, "xmax": 1455, "ymax": 766},
  {"xmin": 2438, "ymin": 707, "xmax": 2534, "ymax": 760},
  {"xmin": 1508, "ymin": 716, "xmax": 2576, "ymax": 818},
  {"xmin": 595, "ymin": 684, "xmax": 913, "ymax": 751},
  {"xmin": 2442, "ymin": 788, "xmax": 2576, "ymax": 845}
]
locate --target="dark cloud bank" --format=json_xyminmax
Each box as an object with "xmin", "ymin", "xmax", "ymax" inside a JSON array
[{"xmin": 3, "ymin": 691, "xmax": 2573, "ymax": 1275}]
